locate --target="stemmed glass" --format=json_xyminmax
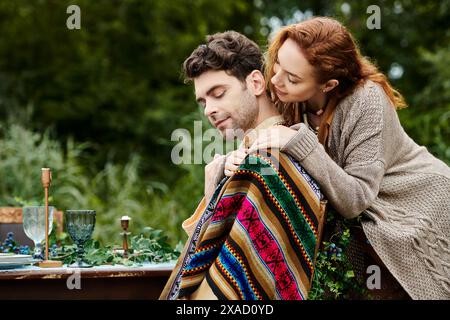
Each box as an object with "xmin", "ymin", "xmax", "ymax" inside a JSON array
[
  {"xmin": 65, "ymin": 210, "xmax": 96, "ymax": 268},
  {"xmin": 22, "ymin": 206, "xmax": 54, "ymax": 260}
]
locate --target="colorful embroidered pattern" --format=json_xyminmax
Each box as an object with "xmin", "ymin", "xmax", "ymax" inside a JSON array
[{"xmin": 166, "ymin": 150, "xmax": 325, "ymax": 300}]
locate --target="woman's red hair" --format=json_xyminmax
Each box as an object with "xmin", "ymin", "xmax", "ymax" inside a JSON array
[{"xmin": 265, "ymin": 17, "xmax": 407, "ymax": 126}]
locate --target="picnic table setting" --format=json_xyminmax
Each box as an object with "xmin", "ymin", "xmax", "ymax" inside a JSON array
[{"xmin": 0, "ymin": 168, "xmax": 178, "ymax": 299}]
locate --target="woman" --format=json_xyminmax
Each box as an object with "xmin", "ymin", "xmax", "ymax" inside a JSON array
[{"xmin": 225, "ymin": 17, "xmax": 450, "ymax": 299}]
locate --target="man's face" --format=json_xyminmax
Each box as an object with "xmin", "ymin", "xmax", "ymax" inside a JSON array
[{"xmin": 194, "ymin": 70, "xmax": 258, "ymax": 140}]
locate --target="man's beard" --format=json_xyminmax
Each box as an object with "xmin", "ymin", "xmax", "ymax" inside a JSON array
[{"xmin": 223, "ymin": 90, "xmax": 259, "ymax": 140}]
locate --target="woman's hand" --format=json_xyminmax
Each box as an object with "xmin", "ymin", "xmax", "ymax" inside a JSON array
[
  {"xmin": 247, "ymin": 125, "xmax": 298, "ymax": 154},
  {"xmin": 224, "ymin": 147, "xmax": 248, "ymax": 177}
]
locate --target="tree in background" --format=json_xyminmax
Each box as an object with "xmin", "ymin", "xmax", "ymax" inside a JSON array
[{"xmin": 0, "ymin": 0, "xmax": 265, "ymax": 182}]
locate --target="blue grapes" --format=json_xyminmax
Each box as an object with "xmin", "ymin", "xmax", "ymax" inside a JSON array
[
  {"xmin": 50, "ymin": 244, "xmax": 58, "ymax": 258},
  {"xmin": 1, "ymin": 232, "xmax": 31, "ymax": 255},
  {"xmin": 19, "ymin": 245, "xmax": 30, "ymax": 255},
  {"xmin": 327, "ymin": 242, "xmax": 343, "ymax": 258},
  {"xmin": 2, "ymin": 232, "xmax": 16, "ymax": 253}
]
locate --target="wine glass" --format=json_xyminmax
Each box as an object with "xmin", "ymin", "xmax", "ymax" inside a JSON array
[
  {"xmin": 65, "ymin": 210, "xmax": 96, "ymax": 268},
  {"xmin": 22, "ymin": 206, "xmax": 54, "ymax": 260}
]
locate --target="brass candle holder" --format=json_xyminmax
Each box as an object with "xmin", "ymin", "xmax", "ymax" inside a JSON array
[
  {"xmin": 120, "ymin": 216, "xmax": 131, "ymax": 258},
  {"xmin": 38, "ymin": 168, "xmax": 62, "ymax": 268}
]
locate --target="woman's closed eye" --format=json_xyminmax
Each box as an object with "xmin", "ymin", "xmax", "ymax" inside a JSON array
[
  {"xmin": 287, "ymin": 76, "xmax": 298, "ymax": 85},
  {"xmin": 275, "ymin": 58, "xmax": 298, "ymax": 85}
]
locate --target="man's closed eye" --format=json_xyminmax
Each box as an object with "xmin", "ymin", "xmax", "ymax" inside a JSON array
[{"xmin": 213, "ymin": 90, "xmax": 226, "ymax": 99}]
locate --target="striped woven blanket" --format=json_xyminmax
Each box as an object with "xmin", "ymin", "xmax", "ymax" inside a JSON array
[{"xmin": 160, "ymin": 149, "xmax": 326, "ymax": 300}]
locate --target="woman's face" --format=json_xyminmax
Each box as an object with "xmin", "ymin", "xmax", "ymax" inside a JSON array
[{"xmin": 271, "ymin": 38, "xmax": 322, "ymax": 103}]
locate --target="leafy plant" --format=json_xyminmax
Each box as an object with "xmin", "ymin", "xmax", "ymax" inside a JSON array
[
  {"xmin": 309, "ymin": 209, "xmax": 370, "ymax": 300},
  {"xmin": 52, "ymin": 226, "xmax": 182, "ymax": 267},
  {"xmin": 0, "ymin": 123, "xmax": 90, "ymax": 209}
]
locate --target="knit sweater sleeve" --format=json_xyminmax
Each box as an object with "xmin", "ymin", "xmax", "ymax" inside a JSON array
[{"xmin": 282, "ymin": 84, "xmax": 387, "ymax": 219}]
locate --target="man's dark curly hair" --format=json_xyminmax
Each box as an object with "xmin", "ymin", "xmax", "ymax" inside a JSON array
[{"xmin": 183, "ymin": 31, "xmax": 264, "ymax": 83}]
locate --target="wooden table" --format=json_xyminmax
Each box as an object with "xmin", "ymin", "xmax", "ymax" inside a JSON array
[{"xmin": 0, "ymin": 262, "xmax": 174, "ymax": 300}]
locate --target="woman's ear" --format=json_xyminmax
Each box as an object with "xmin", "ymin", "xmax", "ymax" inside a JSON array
[
  {"xmin": 322, "ymin": 79, "xmax": 339, "ymax": 93},
  {"xmin": 246, "ymin": 70, "xmax": 266, "ymax": 96}
]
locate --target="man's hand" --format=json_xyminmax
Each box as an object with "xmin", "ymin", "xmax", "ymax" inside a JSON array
[{"xmin": 204, "ymin": 154, "xmax": 227, "ymax": 203}]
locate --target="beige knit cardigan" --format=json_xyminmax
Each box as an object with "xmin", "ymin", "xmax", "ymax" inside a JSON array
[{"xmin": 282, "ymin": 80, "xmax": 450, "ymax": 299}]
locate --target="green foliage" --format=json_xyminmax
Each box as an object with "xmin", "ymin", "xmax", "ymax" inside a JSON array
[
  {"xmin": 309, "ymin": 209, "xmax": 370, "ymax": 300},
  {"xmin": 51, "ymin": 226, "xmax": 181, "ymax": 266},
  {"xmin": 0, "ymin": 0, "xmax": 264, "ymax": 185},
  {"xmin": 0, "ymin": 123, "xmax": 89, "ymax": 208},
  {"xmin": 400, "ymin": 43, "xmax": 450, "ymax": 164},
  {"xmin": 82, "ymin": 153, "xmax": 204, "ymax": 246},
  {"xmin": 0, "ymin": 122, "xmax": 203, "ymax": 247}
]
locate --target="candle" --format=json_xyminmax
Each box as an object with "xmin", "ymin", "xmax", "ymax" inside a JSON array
[
  {"xmin": 120, "ymin": 216, "xmax": 131, "ymax": 258},
  {"xmin": 38, "ymin": 167, "xmax": 62, "ymax": 268}
]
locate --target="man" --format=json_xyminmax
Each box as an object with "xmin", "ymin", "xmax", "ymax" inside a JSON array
[
  {"xmin": 160, "ymin": 31, "xmax": 327, "ymax": 300},
  {"xmin": 190, "ymin": 32, "xmax": 281, "ymax": 207}
]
